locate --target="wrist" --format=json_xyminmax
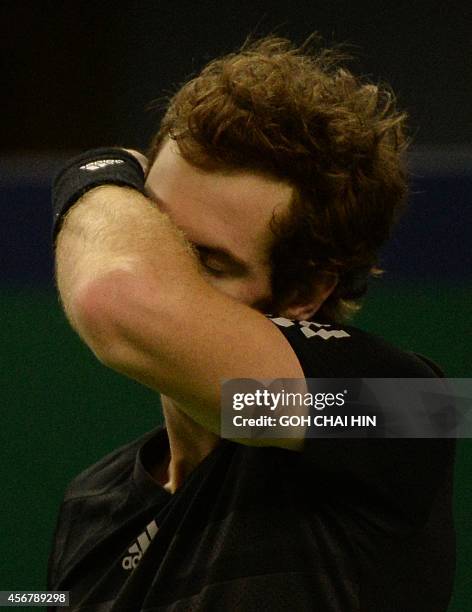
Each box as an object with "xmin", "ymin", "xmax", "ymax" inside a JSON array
[{"xmin": 52, "ymin": 148, "xmax": 146, "ymax": 241}]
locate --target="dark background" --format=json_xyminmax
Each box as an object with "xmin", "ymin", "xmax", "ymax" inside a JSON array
[
  {"xmin": 1, "ymin": 2, "xmax": 470, "ymax": 610},
  {"xmin": 3, "ymin": 0, "xmax": 472, "ymax": 151}
]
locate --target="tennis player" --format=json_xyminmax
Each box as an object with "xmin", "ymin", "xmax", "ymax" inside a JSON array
[{"xmin": 48, "ymin": 37, "xmax": 455, "ymax": 611}]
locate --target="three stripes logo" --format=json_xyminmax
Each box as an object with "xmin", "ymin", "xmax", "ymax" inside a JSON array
[{"xmin": 121, "ymin": 519, "xmax": 159, "ymax": 571}]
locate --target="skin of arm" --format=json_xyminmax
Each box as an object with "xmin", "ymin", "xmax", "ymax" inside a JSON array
[{"xmin": 55, "ymin": 185, "xmax": 306, "ymax": 449}]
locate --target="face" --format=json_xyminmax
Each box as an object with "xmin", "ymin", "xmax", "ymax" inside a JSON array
[{"xmin": 145, "ymin": 141, "xmax": 293, "ymax": 311}]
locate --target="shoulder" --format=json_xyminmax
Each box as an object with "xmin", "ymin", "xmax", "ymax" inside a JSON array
[
  {"xmin": 267, "ymin": 316, "xmax": 441, "ymax": 378},
  {"xmin": 63, "ymin": 427, "xmax": 162, "ymax": 501}
]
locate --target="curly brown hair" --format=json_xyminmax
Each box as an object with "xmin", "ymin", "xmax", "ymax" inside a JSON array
[{"xmin": 148, "ymin": 36, "xmax": 409, "ymax": 322}]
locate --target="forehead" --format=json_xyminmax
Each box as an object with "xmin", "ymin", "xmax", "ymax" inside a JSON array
[{"xmin": 145, "ymin": 141, "xmax": 293, "ymax": 268}]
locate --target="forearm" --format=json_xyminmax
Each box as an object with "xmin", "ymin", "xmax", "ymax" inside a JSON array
[
  {"xmin": 55, "ymin": 184, "xmax": 223, "ymax": 428},
  {"xmin": 56, "ymin": 185, "xmax": 200, "ymax": 336}
]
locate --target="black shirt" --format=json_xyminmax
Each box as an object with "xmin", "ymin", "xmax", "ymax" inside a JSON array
[{"xmin": 48, "ymin": 319, "xmax": 455, "ymax": 611}]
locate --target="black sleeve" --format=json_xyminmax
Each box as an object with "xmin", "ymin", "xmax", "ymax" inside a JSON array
[
  {"xmin": 267, "ymin": 316, "xmax": 455, "ymax": 532},
  {"xmin": 266, "ymin": 316, "xmax": 442, "ymax": 378}
]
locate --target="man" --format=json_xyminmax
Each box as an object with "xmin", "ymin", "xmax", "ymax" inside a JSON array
[{"xmin": 48, "ymin": 37, "xmax": 455, "ymax": 611}]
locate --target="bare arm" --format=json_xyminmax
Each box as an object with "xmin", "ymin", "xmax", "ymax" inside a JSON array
[{"xmin": 55, "ymin": 185, "xmax": 305, "ymax": 447}]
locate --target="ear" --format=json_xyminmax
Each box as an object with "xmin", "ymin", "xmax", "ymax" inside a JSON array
[{"xmin": 279, "ymin": 273, "xmax": 338, "ymax": 321}]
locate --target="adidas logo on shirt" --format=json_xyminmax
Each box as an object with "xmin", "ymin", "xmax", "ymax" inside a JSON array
[{"xmin": 121, "ymin": 519, "xmax": 159, "ymax": 571}]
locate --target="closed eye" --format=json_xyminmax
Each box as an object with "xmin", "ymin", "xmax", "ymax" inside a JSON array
[
  {"xmin": 197, "ymin": 251, "xmax": 228, "ymax": 276},
  {"xmin": 194, "ymin": 245, "xmax": 247, "ymax": 278},
  {"xmin": 201, "ymin": 261, "xmax": 227, "ymax": 277}
]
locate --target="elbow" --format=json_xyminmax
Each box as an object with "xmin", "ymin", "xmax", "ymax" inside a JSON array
[{"xmin": 72, "ymin": 269, "xmax": 148, "ymax": 367}]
